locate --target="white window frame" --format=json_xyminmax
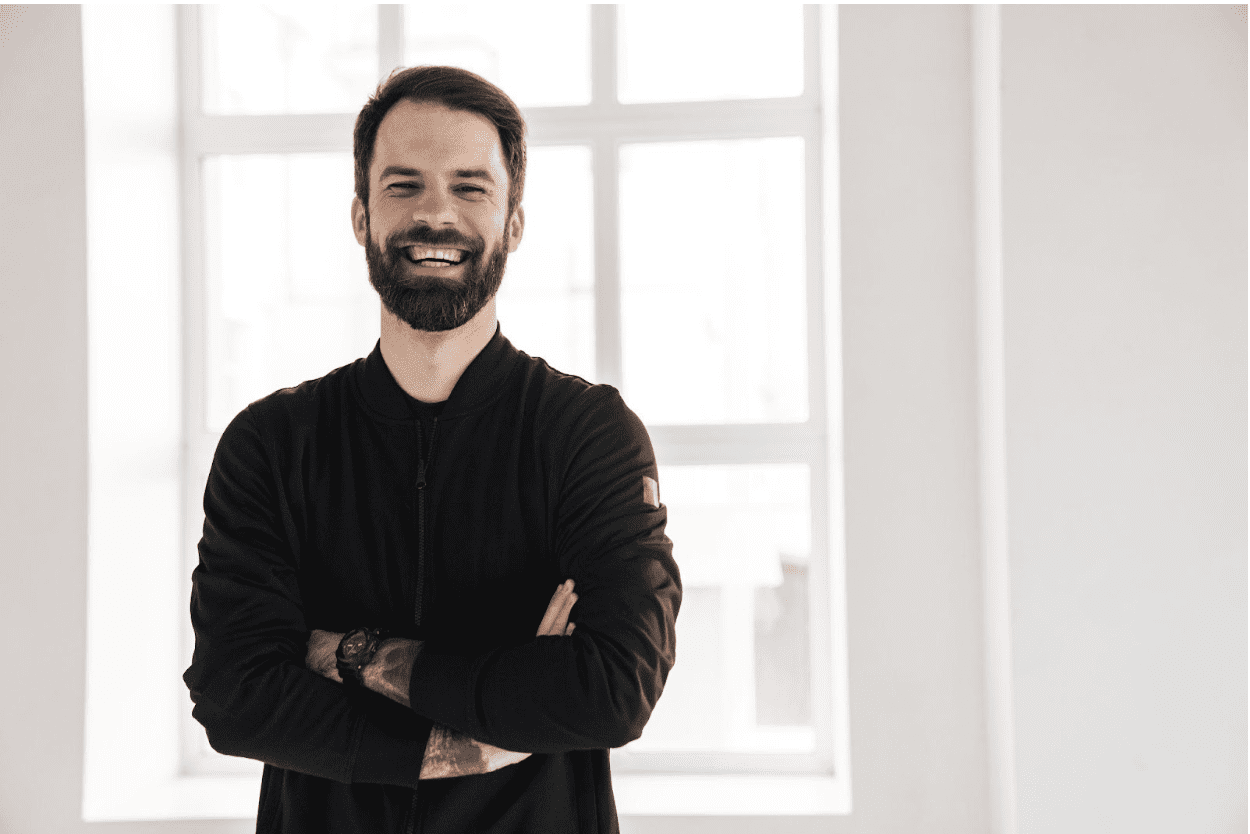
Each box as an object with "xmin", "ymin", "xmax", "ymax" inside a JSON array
[{"xmin": 158, "ymin": 3, "xmax": 849, "ymax": 818}]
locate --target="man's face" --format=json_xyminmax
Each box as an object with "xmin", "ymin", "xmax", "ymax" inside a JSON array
[{"xmin": 352, "ymin": 99, "xmax": 523, "ymax": 332}]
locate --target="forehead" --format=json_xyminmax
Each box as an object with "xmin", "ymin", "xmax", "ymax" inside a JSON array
[{"xmin": 370, "ymin": 99, "xmax": 507, "ymax": 183}]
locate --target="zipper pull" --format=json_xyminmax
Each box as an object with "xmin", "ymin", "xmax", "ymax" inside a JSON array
[{"xmin": 415, "ymin": 459, "xmax": 426, "ymax": 490}]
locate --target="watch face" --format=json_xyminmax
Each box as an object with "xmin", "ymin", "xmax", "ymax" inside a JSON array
[{"xmin": 342, "ymin": 633, "xmax": 368, "ymax": 659}]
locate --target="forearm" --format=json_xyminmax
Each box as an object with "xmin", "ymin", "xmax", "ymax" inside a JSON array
[
  {"xmin": 305, "ymin": 632, "xmax": 420, "ymax": 708},
  {"xmin": 397, "ymin": 545, "xmax": 677, "ymax": 753},
  {"xmin": 306, "ymin": 630, "xmax": 529, "ymax": 779},
  {"xmin": 363, "ymin": 640, "xmax": 530, "ymax": 779},
  {"xmin": 187, "ymin": 634, "xmax": 430, "ymax": 787},
  {"xmin": 408, "ymin": 628, "xmax": 668, "ymax": 754},
  {"xmin": 310, "ymin": 579, "xmax": 581, "ymax": 716},
  {"xmin": 418, "ymin": 724, "xmax": 529, "ymax": 779},
  {"xmin": 188, "ymin": 646, "xmax": 362, "ymax": 778}
]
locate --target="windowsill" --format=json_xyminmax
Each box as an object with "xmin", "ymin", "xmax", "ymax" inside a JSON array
[
  {"xmin": 84, "ymin": 774, "xmax": 262, "ymax": 822},
  {"xmin": 83, "ymin": 771, "xmax": 850, "ymax": 821}
]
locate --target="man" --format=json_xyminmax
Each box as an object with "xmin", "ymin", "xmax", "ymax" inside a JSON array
[{"xmin": 183, "ymin": 65, "xmax": 681, "ymax": 834}]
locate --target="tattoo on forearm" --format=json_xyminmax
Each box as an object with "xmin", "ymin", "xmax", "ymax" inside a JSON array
[
  {"xmin": 301, "ymin": 580, "xmax": 575, "ymax": 779},
  {"xmin": 362, "ymin": 639, "xmax": 421, "ymax": 709},
  {"xmin": 307, "ymin": 631, "xmax": 530, "ymax": 779},
  {"xmin": 419, "ymin": 725, "xmax": 532, "ymax": 779},
  {"xmin": 420, "ymin": 725, "xmax": 486, "ymax": 779}
]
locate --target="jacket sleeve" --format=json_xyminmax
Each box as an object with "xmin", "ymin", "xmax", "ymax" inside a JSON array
[
  {"xmin": 182, "ymin": 406, "xmax": 433, "ymax": 786},
  {"xmin": 406, "ymin": 388, "xmax": 681, "ymax": 753}
]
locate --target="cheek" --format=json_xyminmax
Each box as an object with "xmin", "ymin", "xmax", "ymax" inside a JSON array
[
  {"xmin": 364, "ymin": 209, "xmax": 401, "ymax": 247},
  {"xmin": 474, "ymin": 206, "xmax": 512, "ymax": 241}
]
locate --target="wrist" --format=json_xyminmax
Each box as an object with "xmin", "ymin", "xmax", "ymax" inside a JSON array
[
  {"xmin": 306, "ymin": 629, "xmax": 346, "ymax": 681},
  {"xmin": 336, "ymin": 627, "xmax": 386, "ymax": 686}
]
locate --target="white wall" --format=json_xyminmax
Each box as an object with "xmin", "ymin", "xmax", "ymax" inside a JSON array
[
  {"xmin": 0, "ymin": 4, "xmax": 91, "ymax": 832},
  {"xmin": 834, "ymin": 5, "xmax": 993, "ymax": 832},
  {"xmin": 0, "ymin": 7, "xmax": 249, "ymax": 834},
  {"xmin": 0, "ymin": 5, "xmax": 1243, "ymax": 834},
  {"xmin": 1001, "ymin": 6, "xmax": 1246, "ymax": 833}
]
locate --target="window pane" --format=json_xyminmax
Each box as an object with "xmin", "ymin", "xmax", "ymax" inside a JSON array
[
  {"xmin": 624, "ymin": 464, "xmax": 814, "ymax": 753},
  {"xmin": 404, "ymin": 5, "xmax": 590, "ymax": 108},
  {"xmin": 618, "ymin": 6, "xmax": 804, "ymax": 104},
  {"xmin": 204, "ymin": 153, "xmax": 378, "ymax": 432},
  {"xmin": 496, "ymin": 145, "xmax": 595, "ymax": 382},
  {"xmin": 620, "ymin": 138, "xmax": 808, "ymax": 425},
  {"xmin": 201, "ymin": 4, "xmax": 378, "ymax": 114}
]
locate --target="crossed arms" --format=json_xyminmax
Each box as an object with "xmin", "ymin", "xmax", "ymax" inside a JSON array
[
  {"xmin": 302, "ymin": 581, "xmax": 579, "ymax": 779},
  {"xmin": 184, "ymin": 396, "xmax": 679, "ymax": 789}
]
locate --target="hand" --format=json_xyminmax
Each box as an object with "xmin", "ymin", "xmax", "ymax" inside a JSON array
[{"xmin": 536, "ymin": 578, "xmax": 577, "ymax": 637}]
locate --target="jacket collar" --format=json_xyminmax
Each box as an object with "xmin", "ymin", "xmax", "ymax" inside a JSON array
[{"xmin": 355, "ymin": 323, "xmax": 524, "ymax": 421}]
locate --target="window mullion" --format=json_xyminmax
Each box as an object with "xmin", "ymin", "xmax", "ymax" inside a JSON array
[
  {"xmin": 176, "ymin": 2, "xmax": 212, "ymax": 776},
  {"xmin": 187, "ymin": 113, "xmax": 355, "ymax": 155},
  {"xmin": 649, "ymin": 423, "xmax": 824, "ymax": 466},
  {"xmin": 803, "ymin": 6, "xmax": 828, "ymax": 433},
  {"xmin": 377, "ymin": 5, "xmax": 403, "ymax": 83},
  {"xmin": 526, "ymin": 99, "xmax": 819, "ymax": 145},
  {"xmin": 802, "ymin": 3, "xmax": 823, "ymax": 105},
  {"xmin": 177, "ymin": 4, "xmax": 204, "ymax": 439},
  {"xmin": 589, "ymin": 4, "xmax": 617, "ymax": 108},
  {"xmin": 592, "ymin": 138, "xmax": 622, "ymax": 389},
  {"xmin": 590, "ymin": 5, "xmax": 622, "ymax": 389}
]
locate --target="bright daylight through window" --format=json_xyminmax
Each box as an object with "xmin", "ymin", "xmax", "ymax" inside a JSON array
[{"xmin": 83, "ymin": 2, "xmax": 848, "ymax": 818}]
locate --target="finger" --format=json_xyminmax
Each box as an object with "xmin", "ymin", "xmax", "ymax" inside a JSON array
[
  {"xmin": 550, "ymin": 579, "xmax": 572, "ymax": 602},
  {"xmin": 536, "ymin": 581, "xmax": 569, "ymax": 635},
  {"xmin": 536, "ymin": 580, "xmax": 574, "ymax": 636},
  {"xmin": 550, "ymin": 591, "xmax": 578, "ymax": 635},
  {"xmin": 541, "ymin": 587, "xmax": 577, "ymax": 637},
  {"xmin": 539, "ymin": 592, "xmax": 576, "ymax": 637},
  {"xmin": 564, "ymin": 622, "xmax": 576, "ymax": 636}
]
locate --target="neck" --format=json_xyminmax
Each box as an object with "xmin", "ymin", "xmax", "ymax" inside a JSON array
[{"xmin": 378, "ymin": 299, "xmax": 497, "ymax": 404}]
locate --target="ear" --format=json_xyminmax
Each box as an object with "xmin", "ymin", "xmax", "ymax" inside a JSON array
[
  {"xmin": 351, "ymin": 195, "xmax": 368, "ymax": 247},
  {"xmin": 506, "ymin": 205, "xmax": 525, "ymax": 253}
]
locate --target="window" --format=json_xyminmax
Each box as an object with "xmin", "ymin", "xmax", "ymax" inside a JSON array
[{"xmin": 85, "ymin": 4, "xmax": 850, "ymax": 820}]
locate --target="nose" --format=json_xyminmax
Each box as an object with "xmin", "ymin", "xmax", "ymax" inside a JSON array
[{"xmin": 410, "ymin": 185, "xmax": 457, "ymax": 227}]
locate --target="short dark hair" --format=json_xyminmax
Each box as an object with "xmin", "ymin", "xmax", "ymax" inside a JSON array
[{"xmin": 353, "ymin": 65, "xmax": 527, "ymax": 219}]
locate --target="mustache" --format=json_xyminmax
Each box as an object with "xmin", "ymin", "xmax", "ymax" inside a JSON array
[{"xmin": 385, "ymin": 226, "xmax": 484, "ymax": 255}]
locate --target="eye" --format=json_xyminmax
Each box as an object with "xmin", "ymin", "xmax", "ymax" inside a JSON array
[
  {"xmin": 455, "ymin": 185, "xmax": 486, "ymax": 195},
  {"xmin": 388, "ymin": 182, "xmax": 419, "ymax": 192}
]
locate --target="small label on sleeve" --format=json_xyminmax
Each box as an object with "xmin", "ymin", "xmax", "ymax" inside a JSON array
[{"xmin": 642, "ymin": 476, "xmax": 660, "ymax": 508}]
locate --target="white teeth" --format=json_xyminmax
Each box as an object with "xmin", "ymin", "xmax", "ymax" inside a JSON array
[{"xmin": 406, "ymin": 246, "xmax": 465, "ymax": 264}]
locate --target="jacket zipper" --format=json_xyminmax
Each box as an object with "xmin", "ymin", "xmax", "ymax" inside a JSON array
[
  {"xmin": 413, "ymin": 416, "xmax": 438, "ymax": 627},
  {"xmin": 406, "ymin": 789, "xmax": 420, "ymax": 834},
  {"xmin": 407, "ymin": 415, "xmax": 438, "ymax": 834}
]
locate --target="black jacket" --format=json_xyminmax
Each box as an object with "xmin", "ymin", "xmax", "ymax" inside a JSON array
[{"xmin": 183, "ymin": 326, "xmax": 681, "ymax": 833}]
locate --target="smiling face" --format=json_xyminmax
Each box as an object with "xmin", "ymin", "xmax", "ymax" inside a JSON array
[{"xmin": 352, "ymin": 99, "xmax": 524, "ymax": 332}]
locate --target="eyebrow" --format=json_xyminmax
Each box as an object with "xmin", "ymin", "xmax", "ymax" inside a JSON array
[
  {"xmin": 379, "ymin": 165, "xmax": 422, "ymax": 180},
  {"xmin": 378, "ymin": 165, "xmax": 496, "ymax": 185},
  {"xmin": 453, "ymin": 168, "xmax": 496, "ymax": 184}
]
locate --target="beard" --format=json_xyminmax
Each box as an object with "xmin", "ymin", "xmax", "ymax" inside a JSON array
[{"xmin": 365, "ymin": 216, "xmax": 509, "ymax": 333}]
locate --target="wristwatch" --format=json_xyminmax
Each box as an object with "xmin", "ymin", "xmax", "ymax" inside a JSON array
[{"xmin": 336, "ymin": 627, "xmax": 385, "ymax": 686}]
